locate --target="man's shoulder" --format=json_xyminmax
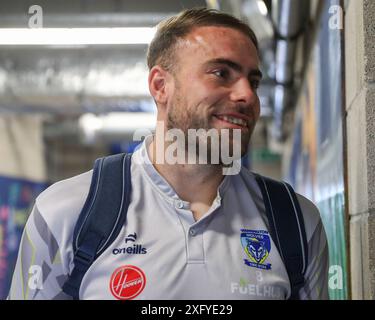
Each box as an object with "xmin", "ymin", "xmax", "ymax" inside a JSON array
[
  {"xmin": 35, "ymin": 170, "xmax": 93, "ymax": 227},
  {"xmin": 238, "ymin": 168, "xmax": 322, "ymax": 241},
  {"xmin": 294, "ymin": 193, "xmax": 322, "ymax": 242},
  {"xmin": 37, "ymin": 170, "xmax": 92, "ymax": 205}
]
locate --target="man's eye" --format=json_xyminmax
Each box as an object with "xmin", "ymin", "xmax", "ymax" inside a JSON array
[
  {"xmin": 213, "ymin": 69, "xmax": 229, "ymax": 79},
  {"xmin": 250, "ymin": 79, "xmax": 260, "ymax": 90}
]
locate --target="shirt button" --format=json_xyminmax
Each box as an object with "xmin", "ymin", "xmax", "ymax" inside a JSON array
[
  {"xmin": 177, "ymin": 201, "xmax": 184, "ymax": 209},
  {"xmin": 189, "ymin": 229, "xmax": 196, "ymax": 236}
]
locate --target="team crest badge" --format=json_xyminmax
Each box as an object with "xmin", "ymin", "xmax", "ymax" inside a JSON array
[{"xmin": 240, "ymin": 229, "xmax": 272, "ymax": 270}]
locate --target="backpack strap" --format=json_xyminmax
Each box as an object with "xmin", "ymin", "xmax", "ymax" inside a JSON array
[
  {"xmin": 254, "ymin": 173, "xmax": 308, "ymax": 300},
  {"xmin": 62, "ymin": 153, "xmax": 132, "ymax": 299}
]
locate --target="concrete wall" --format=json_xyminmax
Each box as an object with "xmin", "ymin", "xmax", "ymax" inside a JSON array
[
  {"xmin": 345, "ymin": 0, "xmax": 375, "ymax": 300},
  {"xmin": 0, "ymin": 114, "xmax": 46, "ymax": 182}
]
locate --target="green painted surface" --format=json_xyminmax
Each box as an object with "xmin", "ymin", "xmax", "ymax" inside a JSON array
[{"xmin": 317, "ymin": 192, "xmax": 348, "ymax": 299}]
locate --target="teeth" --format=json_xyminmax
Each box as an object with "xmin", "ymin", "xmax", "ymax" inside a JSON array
[{"xmin": 221, "ymin": 115, "xmax": 247, "ymax": 127}]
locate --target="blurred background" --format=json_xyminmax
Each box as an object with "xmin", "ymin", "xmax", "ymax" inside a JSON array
[{"xmin": 0, "ymin": 0, "xmax": 374, "ymax": 300}]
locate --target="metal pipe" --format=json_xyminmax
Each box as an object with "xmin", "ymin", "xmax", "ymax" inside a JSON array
[{"xmin": 271, "ymin": 0, "xmax": 309, "ymax": 141}]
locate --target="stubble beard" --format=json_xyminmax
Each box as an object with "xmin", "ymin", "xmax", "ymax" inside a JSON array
[{"xmin": 165, "ymin": 91, "xmax": 253, "ymax": 165}]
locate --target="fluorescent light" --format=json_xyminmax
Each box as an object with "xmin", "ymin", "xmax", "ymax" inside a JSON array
[
  {"xmin": 79, "ymin": 112, "xmax": 157, "ymax": 143},
  {"xmin": 0, "ymin": 27, "xmax": 156, "ymax": 45},
  {"xmin": 257, "ymin": 0, "xmax": 268, "ymax": 16},
  {"xmin": 99, "ymin": 112, "xmax": 156, "ymax": 132}
]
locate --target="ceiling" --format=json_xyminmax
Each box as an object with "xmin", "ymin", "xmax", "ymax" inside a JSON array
[
  {"xmin": 0, "ymin": 0, "xmax": 207, "ymax": 115},
  {"xmin": 0, "ymin": 0, "xmax": 319, "ymax": 146}
]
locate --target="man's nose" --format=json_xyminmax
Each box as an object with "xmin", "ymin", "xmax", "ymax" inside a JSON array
[{"xmin": 229, "ymin": 77, "xmax": 257, "ymax": 106}]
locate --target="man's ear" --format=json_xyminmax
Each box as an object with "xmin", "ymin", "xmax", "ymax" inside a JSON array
[{"xmin": 148, "ymin": 65, "xmax": 171, "ymax": 107}]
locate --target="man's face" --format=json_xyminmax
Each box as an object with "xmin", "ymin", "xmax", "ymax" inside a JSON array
[{"xmin": 162, "ymin": 26, "xmax": 261, "ymax": 159}]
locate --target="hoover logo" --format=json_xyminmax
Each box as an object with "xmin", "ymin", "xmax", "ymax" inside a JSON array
[
  {"xmin": 112, "ymin": 233, "xmax": 148, "ymax": 255},
  {"xmin": 110, "ymin": 265, "xmax": 146, "ymax": 300}
]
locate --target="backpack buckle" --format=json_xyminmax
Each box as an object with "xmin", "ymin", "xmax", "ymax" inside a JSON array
[{"xmin": 73, "ymin": 246, "xmax": 97, "ymax": 271}]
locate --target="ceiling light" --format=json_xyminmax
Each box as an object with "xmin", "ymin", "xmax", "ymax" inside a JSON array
[
  {"xmin": 79, "ymin": 112, "xmax": 156, "ymax": 143},
  {"xmin": 257, "ymin": 0, "xmax": 268, "ymax": 16}
]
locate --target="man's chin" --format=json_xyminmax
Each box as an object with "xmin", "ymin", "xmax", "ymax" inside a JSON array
[{"xmin": 201, "ymin": 141, "xmax": 249, "ymax": 164}]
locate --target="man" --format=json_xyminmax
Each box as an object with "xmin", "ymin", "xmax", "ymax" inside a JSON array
[{"xmin": 8, "ymin": 8, "xmax": 329, "ymax": 300}]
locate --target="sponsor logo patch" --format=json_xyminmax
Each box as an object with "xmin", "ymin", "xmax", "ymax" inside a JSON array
[
  {"xmin": 240, "ymin": 229, "xmax": 272, "ymax": 270},
  {"xmin": 110, "ymin": 265, "xmax": 146, "ymax": 300},
  {"xmin": 112, "ymin": 233, "xmax": 147, "ymax": 255}
]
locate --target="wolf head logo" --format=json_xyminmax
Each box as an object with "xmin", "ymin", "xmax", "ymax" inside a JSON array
[
  {"xmin": 240, "ymin": 229, "xmax": 272, "ymax": 269},
  {"xmin": 246, "ymin": 238, "xmax": 268, "ymax": 264}
]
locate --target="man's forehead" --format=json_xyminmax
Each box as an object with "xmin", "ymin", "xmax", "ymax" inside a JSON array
[
  {"xmin": 178, "ymin": 26, "xmax": 259, "ymax": 68},
  {"xmin": 184, "ymin": 25, "xmax": 255, "ymax": 49}
]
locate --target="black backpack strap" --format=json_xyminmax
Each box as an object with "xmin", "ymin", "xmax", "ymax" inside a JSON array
[
  {"xmin": 62, "ymin": 153, "xmax": 132, "ymax": 299},
  {"xmin": 254, "ymin": 173, "xmax": 308, "ymax": 300}
]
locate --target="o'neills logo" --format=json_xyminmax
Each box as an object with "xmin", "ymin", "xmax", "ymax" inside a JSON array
[
  {"xmin": 112, "ymin": 233, "xmax": 147, "ymax": 255},
  {"xmin": 110, "ymin": 265, "xmax": 146, "ymax": 300},
  {"xmin": 112, "ymin": 244, "xmax": 147, "ymax": 255}
]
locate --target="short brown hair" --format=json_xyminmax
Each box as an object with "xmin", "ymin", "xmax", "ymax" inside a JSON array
[{"xmin": 147, "ymin": 7, "xmax": 259, "ymax": 71}]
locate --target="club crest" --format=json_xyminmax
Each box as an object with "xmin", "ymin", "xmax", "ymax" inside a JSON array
[{"xmin": 240, "ymin": 229, "xmax": 272, "ymax": 270}]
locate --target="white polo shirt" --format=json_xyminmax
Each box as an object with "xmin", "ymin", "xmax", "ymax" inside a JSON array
[{"xmin": 8, "ymin": 135, "xmax": 329, "ymax": 300}]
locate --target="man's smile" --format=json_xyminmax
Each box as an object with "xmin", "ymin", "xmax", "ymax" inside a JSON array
[{"xmin": 213, "ymin": 113, "xmax": 250, "ymax": 129}]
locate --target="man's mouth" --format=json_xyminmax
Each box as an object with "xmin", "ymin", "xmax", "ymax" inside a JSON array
[{"xmin": 213, "ymin": 114, "xmax": 248, "ymax": 128}]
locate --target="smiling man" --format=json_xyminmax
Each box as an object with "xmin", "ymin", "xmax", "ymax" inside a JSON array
[
  {"xmin": 8, "ymin": 8, "xmax": 329, "ymax": 300},
  {"xmin": 147, "ymin": 15, "xmax": 263, "ymax": 221}
]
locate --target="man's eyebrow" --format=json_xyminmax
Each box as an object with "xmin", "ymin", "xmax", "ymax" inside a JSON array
[{"xmin": 206, "ymin": 58, "xmax": 263, "ymax": 79}]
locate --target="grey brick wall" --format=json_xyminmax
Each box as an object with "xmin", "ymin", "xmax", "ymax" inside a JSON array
[{"xmin": 345, "ymin": 0, "xmax": 375, "ymax": 300}]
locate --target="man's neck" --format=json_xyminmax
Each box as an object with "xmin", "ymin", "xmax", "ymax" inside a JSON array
[{"xmin": 147, "ymin": 137, "xmax": 224, "ymax": 220}]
